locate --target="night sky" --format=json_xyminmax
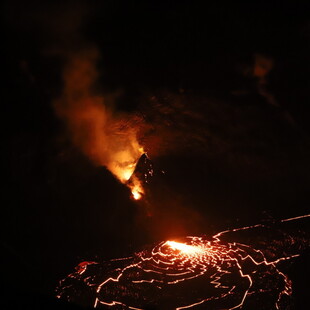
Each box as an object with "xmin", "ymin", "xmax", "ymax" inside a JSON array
[{"xmin": 3, "ymin": 1, "xmax": 310, "ymax": 309}]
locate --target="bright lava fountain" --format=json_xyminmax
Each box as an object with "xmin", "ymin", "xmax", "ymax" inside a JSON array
[{"xmin": 57, "ymin": 215, "xmax": 309, "ymax": 309}]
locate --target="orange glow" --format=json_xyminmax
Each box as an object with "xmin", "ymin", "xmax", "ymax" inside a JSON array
[
  {"xmin": 53, "ymin": 48, "xmax": 145, "ymax": 200},
  {"xmin": 132, "ymin": 190, "xmax": 142, "ymax": 200},
  {"xmin": 106, "ymin": 140, "xmax": 144, "ymax": 200},
  {"xmin": 165, "ymin": 241, "xmax": 204, "ymax": 255},
  {"xmin": 128, "ymin": 175, "xmax": 144, "ymax": 200},
  {"xmin": 108, "ymin": 142, "xmax": 144, "ymax": 184},
  {"xmin": 58, "ymin": 215, "xmax": 310, "ymax": 309}
]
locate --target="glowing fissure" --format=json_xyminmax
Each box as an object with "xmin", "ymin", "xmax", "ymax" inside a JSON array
[
  {"xmin": 92, "ymin": 237, "xmax": 287, "ymax": 309},
  {"xmin": 57, "ymin": 214, "xmax": 310, "ymax": 309}
]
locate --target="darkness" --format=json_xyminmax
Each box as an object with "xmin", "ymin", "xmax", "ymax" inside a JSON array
[{"xmin": 2, "ymin": 0, "xmax": 310, "ymax": 309}]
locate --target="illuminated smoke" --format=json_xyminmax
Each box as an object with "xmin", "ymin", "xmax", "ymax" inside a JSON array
[{"xmin": 53, "ymin": 48, "xmax": 144, "ymax": 198}]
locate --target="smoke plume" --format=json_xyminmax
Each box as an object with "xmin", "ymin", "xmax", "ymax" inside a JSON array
[{"xmin": 53, "ymin": 47, "xmax": 144, "ymax": 190}]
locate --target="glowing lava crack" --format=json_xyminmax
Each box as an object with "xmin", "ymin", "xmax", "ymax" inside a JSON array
[
  {"xmin": 93, "ymin": 238, "xmax": 290, "ymax": 309},
  {"xmin": 57, "ymin": 215, "xmax": 309, "ymax": 309}
]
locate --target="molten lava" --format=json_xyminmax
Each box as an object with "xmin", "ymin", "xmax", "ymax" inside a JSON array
[
  {"xmin": 165, "ymin": 241, "xmax": 205, "ymax": 255},
  {"xmin": 57, "ymin": 214, "xmax": 310, "ymax": 309}
]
